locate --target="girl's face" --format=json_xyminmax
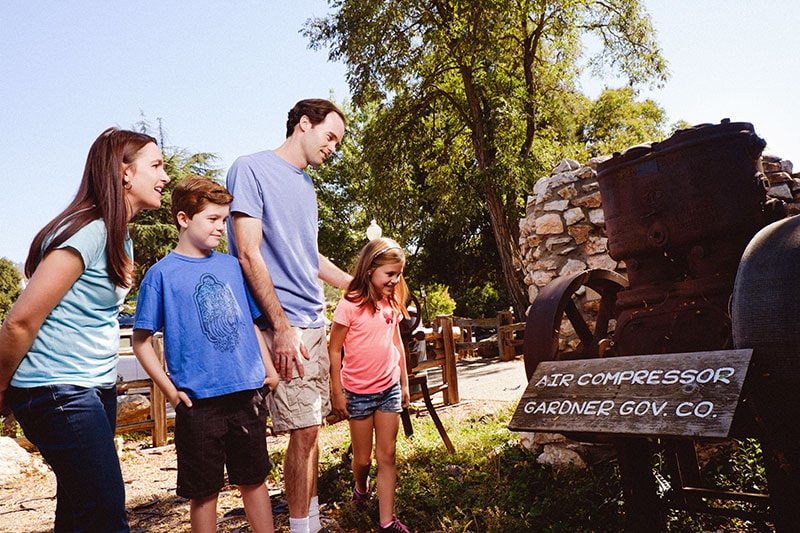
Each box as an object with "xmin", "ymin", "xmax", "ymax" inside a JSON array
[
  {"xmin": 370, "ymin": 261, "xmax": 404, "ymax": 299},
  {"xmin": 123, "ymin": 142, "xmax": 170, "ymax": 219}
]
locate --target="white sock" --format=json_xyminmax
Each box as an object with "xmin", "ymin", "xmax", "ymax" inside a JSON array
[
  {"xmin": 289, "ymin": 516, "xmax": 310, "ymax": 533},
  {"xmin": 309, "ymin": 495, "xmax": 321, "ymax": 532}
]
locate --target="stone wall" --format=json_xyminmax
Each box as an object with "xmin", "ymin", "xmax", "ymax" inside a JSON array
[{"xmin": 519, "ymin": 156, "xmax": 617, "ymax": 308}]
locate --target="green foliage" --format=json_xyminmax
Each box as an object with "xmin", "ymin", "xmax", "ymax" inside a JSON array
[
  {"xmin": 305, "ymin": 0, "xmax": 669, "ymax": 318},
  {"xmin": 316, "ymin": 404, "xmax": 626, "ymax": 531},
  {"xmin": 127, "ymin": 117, "xmax": 223, "ymax": 296},
  {"xmin": 579, "ymin": 86, "xmax": 669, "ymax": 157},
  {"xmin": 670, "ymin": 439, "xmax": 768, "ymax": 530},
  {"xmin": 0, "ymin": 258, "xmax": 22, "ymax": 322},
  {"xmin": 309, "ymin": 404, "xmax": 772, "ymax": 531},
  {"xmin": 457, "ymin": 280, "xmax": 504, "ymax": 318},
  {"xmin": 423, "ymin": 283, "xmax": 456, "ymax": 318},
  {"xmin": 670, "ymin": 119, "xmax": 693, "ymax": 135}
]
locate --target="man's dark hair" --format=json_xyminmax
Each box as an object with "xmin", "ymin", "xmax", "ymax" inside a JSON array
[{"xmin": 285, "ymin": 99, "xmax": 346, "ymax": 138}]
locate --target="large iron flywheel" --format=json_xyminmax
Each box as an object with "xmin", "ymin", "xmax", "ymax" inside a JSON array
[{"xmin": 523, "ymin": 268, "xmax": 628, "ymax": 379}]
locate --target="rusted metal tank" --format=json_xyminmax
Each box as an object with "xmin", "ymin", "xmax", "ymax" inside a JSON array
[
  {"xmin": 596, "ymin": 120, "xmax": 774, "ymax": 356},
  {"xmin": 731, "ymin": 216, "xmax": 800, "ymax": 531}
]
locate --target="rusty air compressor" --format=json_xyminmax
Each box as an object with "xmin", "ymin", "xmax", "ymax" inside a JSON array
[{"xmin": 521, "ymin": 119, "xmax": 797, "ymax": 530}]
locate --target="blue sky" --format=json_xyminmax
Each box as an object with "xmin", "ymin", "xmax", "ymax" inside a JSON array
[{"xmin": 2, "ymin": 1, "xmax": 798, "ymax": 264}]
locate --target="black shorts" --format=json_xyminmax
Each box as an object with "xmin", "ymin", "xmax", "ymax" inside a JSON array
[{"xmin": 174, "ymin": 389, "xmax": 271, "ymax": 499}]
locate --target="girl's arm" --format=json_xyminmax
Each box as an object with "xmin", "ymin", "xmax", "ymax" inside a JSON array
[
  {"xmin": 327, "ymin": 321, "xmax": 350, "ymax": 419},
  {"xmin": 393, "ymin": 320, "xmax": 410, "ymax": 408},
  {"xmin": 132, "ymin": 329, "xmax": 192, "ymax": 410},
  {"xmin": 254, "ymin": 324, "xmax": 279, "ymax": 390},
  {"xmin": 0, "ymin": 249, "xmax": 84, "ymax": 411}
]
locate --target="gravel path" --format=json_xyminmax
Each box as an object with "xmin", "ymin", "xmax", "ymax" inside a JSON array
[{"xmin": 0, "ymin": 356, "xmax": 528, "ymax": 533}]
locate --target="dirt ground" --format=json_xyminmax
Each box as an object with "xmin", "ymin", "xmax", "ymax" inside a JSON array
[{"xmin": 0, "ymin": 358, "xmax": 527, "ymax": 533}]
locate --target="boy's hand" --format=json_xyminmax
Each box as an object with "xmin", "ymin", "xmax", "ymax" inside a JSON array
[
  {"xmin": 168, "ymin": 390, "xmax": 193, "ymax": 410},
  {"xmin": 263, "ymin": 375, "xmax": 280, "ymax": 391}
]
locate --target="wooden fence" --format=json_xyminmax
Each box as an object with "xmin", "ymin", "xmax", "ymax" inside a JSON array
[
  {"xmin": 117, "ymin": 333, "xmax": 171, "ymax": 447},
  {"xmin": 451, "ymin": 311, "xmax": 525, "ymax": 362},
  {"xmin": 113, "ymin": 312, "xmax": 524, "ymax": 446},
  {"xmin": 406, "ymin": 312, "xmax": 526, "ymax": 407}
]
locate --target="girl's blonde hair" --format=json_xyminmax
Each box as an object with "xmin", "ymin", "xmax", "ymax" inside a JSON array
[{"xmin": 345, "ymin": 237, "xmax": 409, "ymax": 317}]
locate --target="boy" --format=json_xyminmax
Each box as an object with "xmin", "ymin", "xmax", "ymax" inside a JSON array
[{"xmin": 133, "ymin": 176, "xmax": 279, "ymax": 533}]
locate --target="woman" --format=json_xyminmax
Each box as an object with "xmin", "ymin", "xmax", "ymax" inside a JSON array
[{"xmin": 0, "ymin": 127, "xmax": 170, "ymax": 532}]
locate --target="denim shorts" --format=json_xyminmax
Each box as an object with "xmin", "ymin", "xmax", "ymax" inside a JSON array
[{"xmin": 344, "ymin": 382, "xmax": 403, "ymax": 419}]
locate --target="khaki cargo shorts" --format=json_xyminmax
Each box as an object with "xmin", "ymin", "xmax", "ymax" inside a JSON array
[{"xmin": 261, "ymin": 326, "xmax": 331, "ymax": 433}]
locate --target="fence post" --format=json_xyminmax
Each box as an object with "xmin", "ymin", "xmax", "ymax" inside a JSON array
[
  {"xmin": 151, "ymin": 334, "xmax": 168, "ymax": 447},
  {"xmin": 438, "ymin": 315, "xmax": 459, "ymax": 404},
  {"xmin": 497, "ymin": 311, "xmax": 515, "ymax": 361}
]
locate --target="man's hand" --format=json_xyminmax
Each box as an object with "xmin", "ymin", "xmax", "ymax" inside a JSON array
[{"xmin": 272, "ymin": 328, "xmax": 310, "ymax": 381}]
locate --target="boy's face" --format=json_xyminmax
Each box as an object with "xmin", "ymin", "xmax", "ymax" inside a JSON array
[{"xmin": 178, "ymin": 203, "xmax": 229, "ymax": 254}]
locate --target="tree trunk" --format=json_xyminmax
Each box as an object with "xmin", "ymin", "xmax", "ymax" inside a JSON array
[
  {"xmin": 458, "ymin": 62, "xmax": 528, "ymax": 320},
  {"xmin": 483, "ymin": 183, "xmax": 529, "ymax": 320}
]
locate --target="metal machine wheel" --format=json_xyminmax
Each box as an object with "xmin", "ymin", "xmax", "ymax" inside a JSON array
[
  {"xmin": 400, "ymin": 291, "xmax": 422, "ymax": 336},
  {"xmin": 522, "ymin": 268, "xmax": 628, "ymax": 379}
]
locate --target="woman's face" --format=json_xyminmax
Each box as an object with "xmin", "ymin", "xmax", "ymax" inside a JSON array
[{"xmin": 123, "ymin": 142, "xmax": 170, "ymax": 219}]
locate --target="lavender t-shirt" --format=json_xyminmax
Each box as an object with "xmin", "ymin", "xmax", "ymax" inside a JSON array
[{"xmin": 226, "ymin": 150, "xmax": 325, "ymax": 328}]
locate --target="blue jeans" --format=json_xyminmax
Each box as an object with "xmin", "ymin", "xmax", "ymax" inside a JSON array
[{"xmin": 7, "ymin": 384, "xmax": 129, "ymax": 532}]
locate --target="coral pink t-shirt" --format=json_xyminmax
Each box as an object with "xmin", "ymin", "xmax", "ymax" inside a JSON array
[{"xmin": 332, "ymin": 297, "xmax": 402, "ymax": 394}]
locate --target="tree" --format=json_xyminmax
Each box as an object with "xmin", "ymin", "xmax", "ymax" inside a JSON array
[
  {"xmin": 128, "ymin": 117, "xmax": 223, "ymax": 291},
  {"xmin": 0, "ymin": 258, "xmax": 22, "ymax": 322},
  {"xmin": 305, "ymin": 0, "xmax": 668, "ymax": 318},
  {"xmin": 579, "ymin": 86, "xmax": 667, "ymax": 157}
]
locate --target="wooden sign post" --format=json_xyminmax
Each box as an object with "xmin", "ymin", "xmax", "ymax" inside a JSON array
[{"xmin": 509, "ymin": 349, "xmax": 752, "ymax": 438}]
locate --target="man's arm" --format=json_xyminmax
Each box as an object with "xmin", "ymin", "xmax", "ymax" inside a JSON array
[
  {"xmin": 230, "ymin": 213, "xmax": 306, "ymax": 380},
  {"xmin": 318, "ymin": 253, "xmax": 352, "ymax": 290}
]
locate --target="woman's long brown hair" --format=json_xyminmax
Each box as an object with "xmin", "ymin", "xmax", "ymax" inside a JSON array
[{"xmin": 25, "ymin": 127, "xmax": 157, "ymax": 288}]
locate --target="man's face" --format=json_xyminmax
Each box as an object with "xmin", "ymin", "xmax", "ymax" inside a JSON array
[{"xmin": 302, "ymin": 111, "xmax": 345, "ymax": 168}]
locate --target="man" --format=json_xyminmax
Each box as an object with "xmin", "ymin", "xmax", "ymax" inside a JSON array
[{"xmin": 226, "ymin": 99, "xmax": 352, "ymax": 533}]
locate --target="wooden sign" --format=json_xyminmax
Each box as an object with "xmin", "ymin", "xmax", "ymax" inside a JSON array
[{"xmin": 508, "ymin": 349, "xmax": 752, "ymax": 438}]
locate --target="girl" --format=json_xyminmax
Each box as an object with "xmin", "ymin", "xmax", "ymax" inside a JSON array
[
  {"xmin": 328, "ymin": 237, "xmax": 412, "ymax": 533},
  {"xmin": 0, "ymin": 127, "xmax": 170, "ymax": 532}
]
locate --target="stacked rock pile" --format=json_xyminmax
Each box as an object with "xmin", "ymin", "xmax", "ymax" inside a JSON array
[{"xmin": 520, "ymin": 153, "xmax": 800, "ymax": 309}]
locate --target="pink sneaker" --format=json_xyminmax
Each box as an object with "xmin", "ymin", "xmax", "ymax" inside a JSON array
[
  {"xmin": 379, "ymin": 515, "xmax": 410, "ymax": 532},
  {"xmin": 352, "ymin": 485, "xmax": 369, "ymax": 508}
]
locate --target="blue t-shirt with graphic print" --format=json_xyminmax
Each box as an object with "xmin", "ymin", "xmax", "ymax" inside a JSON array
[{"xmin": 133, "ymin": 251, "xmax": 265, "ymax": 399}]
